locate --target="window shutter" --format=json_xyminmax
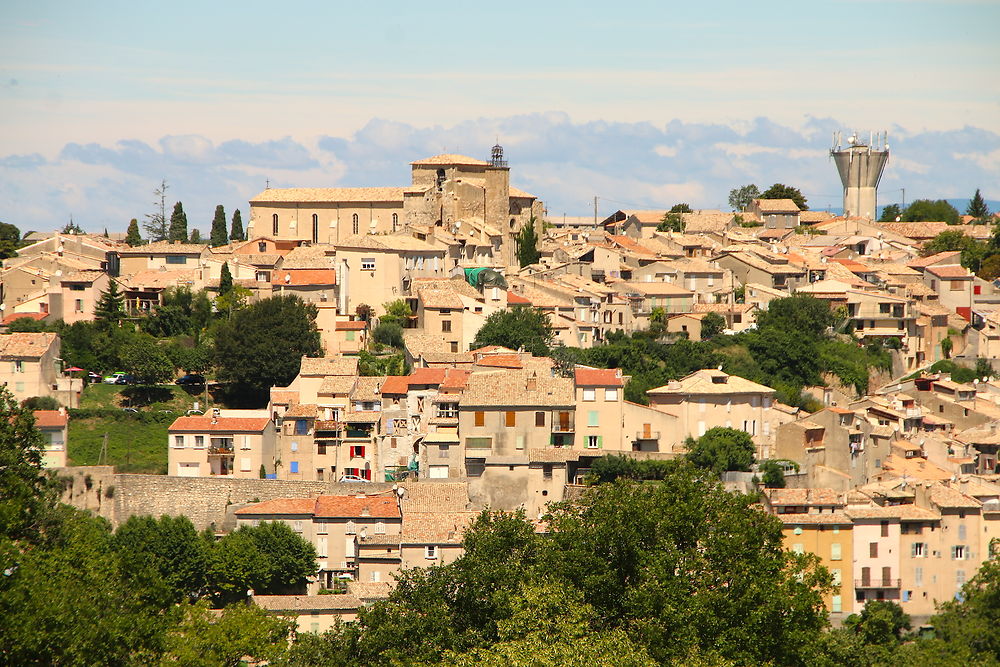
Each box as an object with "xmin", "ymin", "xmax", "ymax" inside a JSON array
[
  {"xmin": 910, "ymin": 543, "xmax": 916, "ymax": 557},
  {"xmin": 597, "ymin": 436, "xmax": 603, "ymax": 449}
]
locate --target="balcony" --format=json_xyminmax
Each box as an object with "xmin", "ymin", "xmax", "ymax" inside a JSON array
[
  {"xmin": 636, "ymin": 430, "xmax": 660, "ymax": 440},
  {"xmin": 551, "ymin": 413, "xmax": 575, "ymax": 433},
  {"xmin": 855, "ymin": 578, "xmax": 901, "ymax": 589},
  {"xmin": 208, "ymin": 445, "xmax": 234, "ymax": 457},
  {"xmin": 345, "ymin": 429, "xmax": 372, "ymax": 439}
]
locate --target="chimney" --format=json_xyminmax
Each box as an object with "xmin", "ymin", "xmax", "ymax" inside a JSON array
[{"xmin": 526, "ymin": 373, "xmax": 537, "ymax": 391}]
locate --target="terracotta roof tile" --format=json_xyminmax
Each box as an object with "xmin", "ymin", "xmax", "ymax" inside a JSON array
[
  {"xmin": 2, "ymin": 312, "xmax": 47, "ymax": 325},
  {"xmin": 254, "ymin": 594, "xmax": 361, "ymax": 612},
  {"xmin": 0, "ymin": 332, "xmax": 58, "ymax": 359},
  {"xmin": 313, "ymin": 495, "xmax": 401, "ymax": 519},
  {"xmin": 380, "ymin": 375, "xmax": 410, "ymax": 395},
  {"xmin": 461, "ymin": 370, "xmax": 574, "ymax": 407},
  {"xmin": 474, "ymin": 354, "xmax": 523, "ymax": 369},
  {"xmin": 410, "ymin": 154, "xmax": 489, "ymax": 166},
  {"xmin": 168, "ymin": 416, "xmax": 270, "ymax": 432},
  {"xmin": 33, "ymin": 410, "xmax": 68, "ymax": 428},
  {"xmin": 299, "ymin": 356, "xmax": 359, "ymax": 376},
  {"xmin": 574, "ymin": 367, "xmax": 624, "ymax": 387},
  {"xmin": 250, "ymin": 187, "xmax": 404, "ymax": 203},
  {"xmin": 777, "ymin": 512, "xmax": 852, "ymax": 525},
  {"xmin": 235, "ymin": 498, "xmax": 315, "ymax": 515},
  {"xmin": 272, "ymin": 269, "xmax": 337, "ymax": 286},
  {"xmin": 764, "ymin": 488, "xmax": 842, "ymax": 506},
  {"xmin": 335, "ymin": 320, "xmax": 367, "ymax": 331}
]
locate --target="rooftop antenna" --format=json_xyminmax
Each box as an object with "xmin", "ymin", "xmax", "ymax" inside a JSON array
[{"xmin": 265, "ymin": 178, "xmax": 270, "ymax": 189}]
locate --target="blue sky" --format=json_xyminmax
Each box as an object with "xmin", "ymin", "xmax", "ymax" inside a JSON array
[{"xmin": 1, "ymin": 1, "xmax": 998, "ymax": 233}]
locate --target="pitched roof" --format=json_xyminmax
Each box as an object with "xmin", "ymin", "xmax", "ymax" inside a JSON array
[
  {"xmin": 284, "ymin": 403, "xmax": 318, "ymax": 418},
  {"xmin": 380, "ymin": 375, "xmax": 410, "ymax": 395},
  {"xmin": 335, "ymin": 320, "xmax": 367, "ymax": 331},
  {"xmin": 169, "ymin": 416, "xmax": 271, "ymax": 432},
  {"xmin": 117, "ymin": 241, "xmax": 205, "ymax": 255},
  {"xmin": 776, "ymin": 512, "xmax": 852, "ymax": 526},
  {"xmin": 33, "ymin": 410, "xmax": 68, "ymax": 428},
  {"xmin": 764, "ymin": 488, "xmax": 842, "ymax": 506},
  {"xmin": 299, "ymin": 356, "xmax": 359, "ymax": 376},
  {"xmin": 574, "ymin": 367, "xmax": 624, "ymax": 387},
  {"xmin": 906, "ymin": 251, "xmax": 962, "ymax": 269},
  {"xmin": 234, "ymin": 498, "xmax": 316, "ymax": 515},
  {"xmin": 418, "ymin": 288, "xmax": 465, "ymax": 310},
  {"xmin": 2, "ymin": 312, "xmax": 47, "ymax": 325},
  {"xmin": 461, "ymin": 370, "xmax": 574, "ymax": 407},
  {"xmin": 254, "ymin": 594, "xmax": 361, "ymax": 612},
  {"xmin": 399, "ymin": 481, "xmax": 471, "ymax": 512},
  {"xmin": 351, "ymin": 376, "xmax": 384, "ymax": 402},
  {"xmin": 846, "ymin": 505, "xmax": 941, "ymax": 520},
  {"xmin": 319, "ymin": 375, "xmax": 357, "ymax": 395},
  {"xmin": 410, "ymin": 154, "xmax": 489, "ymax": 166},
  {"xmin": 754, "ymin": 198, "xmax": 800, "ymax": 213},
  {"xmin": 271, "ymin": 269, "xmax": 337, "ymax": 286},
  {"xmin": 474, "ymin": 354, "xmax": 523, "ymax": 369},
  {"xmin": 648, "ymin": 369, "xmax": 775, "ymax": 395},
  {"xmin": 336, "ymin": 234, "xmax": 440, "ymax": 253},
  {"xmin": 926, "ymin": 265, "xmax": 971, "ymax": 279},
  {"xmin": 313, "ymin": 495, "xmax": 401, "ymax": 519},
  {"xmin": 0, "ymin": 332, "xmax": 58, "ymax": 359},
  {"xmin": 250, "ymin": 187, "xmax": 404, "ymax": 203}
]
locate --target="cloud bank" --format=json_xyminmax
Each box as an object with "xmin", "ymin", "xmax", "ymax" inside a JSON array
[{"xmin": 2, "ymin": 114, "xmax": 998, "ymax": 234}]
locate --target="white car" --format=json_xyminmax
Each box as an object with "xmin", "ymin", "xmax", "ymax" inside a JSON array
[
  {"xmin": 338, "ymin": 474, "xmax": 370, "ymax": 483},
  {"xmin": 103, "ymin": 372, "xmax": 127, "ymax": 384}
]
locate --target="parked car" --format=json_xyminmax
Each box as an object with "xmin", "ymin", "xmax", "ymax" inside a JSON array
[
  {"xmin": 103, "ymin": 372, "xmax": 127, "ymax": 384},
  {"xmin": 115, "ymin": 374, "xmax": 138, "ymax": 385},
  {"xmin": 175, "ymin": 374, "xmax": 206, "ymax": 386},
  {"xmin": 87, "ymin": 372, "xmax": 102, "ymax": 382},
  {"xmin": 338, "ymin": 474, "xmax": 370, "ymax": 483}
]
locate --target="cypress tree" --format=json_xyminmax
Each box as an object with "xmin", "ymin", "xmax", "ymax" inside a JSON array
[
  {"xmin": 219, "ymin": 262, "xmax": 233, "ymax": 296},
  {"xmin": 189, "ymin": 229, "xmax": 202, "ymax": 243},
  {"xmin": 125, "ymin": 219, "xmax": 143, "ymax": 246},
  {"xmin": 230, "ymin": 209, "xmax": 245, "ymax": 242},
  {"xmin": 168, "ymin": 202, "xmax": 188, "ymax": 242},
  {"xmin": 515, "ymin": 217, "xmax": 541, "ymax": 268},
  {"xmin": 968, "ymin": 189, "xmax": 991, "ymax": 222},
  {"xmin": 210, "ymin": 204, "xmax": 228, "ymax": 246}
]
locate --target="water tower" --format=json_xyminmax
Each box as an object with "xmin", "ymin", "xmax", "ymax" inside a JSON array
[{"xmin": 830, "ymin": 131, "xmax": 889, "ymax": 220}]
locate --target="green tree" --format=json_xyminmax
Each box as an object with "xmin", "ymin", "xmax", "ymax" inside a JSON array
[
  {"xmin": 230, "ymin": 209, "xmax": 245, "ymax": 242},
  {"xmin": 879, "ymin": 204, "xmax": 902, "ymax": 222},
  {"xmin": 700, "ymin": 311, "xmax": 725, "ymax": 339},
  {"xmin": 163, "ymin": 600, "xmax": 294, "ymax": 667},
  {"xmin": 685, "ymin": 426, "xmax": 756, "ymax": 474},
  {"xmin": 656, "ymin": 212, "xmax": 685, "ymax": 232},
  {"xmin": 21, "ymin": 395, "xmax": 60, "ymax": 410},
  {"xmin": 379, "ymin": 299, "xmax": 412, "ymax": 327},
  {"xmin": 760, "ymin": 183, "xmax": 808, "ymax": 210},
  {"xmin": 843, "ymin": 600, "xmax": 911, "ymax": 646},
  {"xmin": 214, "ymin": 295, "xmax": 322, "ymax": 399},
  {"xmin": 941, "ymin": 336, "xmax": 953, "ymax": 359},
  {"xmin": 929, "ymin": 555, "xmax": 1000, "ymax": 661},
  {"xmin": 143, "ymin": 179, "xmax": 169, "ymax": 241},
  {"xmin": 62, "ymin": 217, "xmax": 83, "ymax": 234},
  {"xmin": 112, "ymin": 514, "xmax": 209, "ymax": 603},
  {"xmin": 728, "ymin": 184, "xmax": 760, "ymax": 212},
  {"xmin": 358, "ymin": 350, "xmax": 405, "ymax": 376},
  {"xmin": 125, "ymin": 218, "xmax": 143, "ymax": 246},
  {"xmin": 902, "ymin": 199, "xmax": 961, "ymax": 224},
  {"xmin": 921, "ymin": 230, "xmax": 986, "ymax": 271},
  {"xmin": 515, "ymin": 218, "xmax": 540, "ymax": 268},
  {"xmin": 978, "ymin": 254, "xmax": 1000, "ymax": 280},
  {"xmin": 0, "ymin": 221, "xmax": 22, "ymax": 259},
  {"xmin": 541, "ymin": 467, "xmax": 831, "ymax": 665},
  {"xmin": 215, "ymin": 285, "xmax": 252, "ymax": 319},
  {"xmin": 210, "ymin": 204, "xmax": 228, "ymax": 246},
  {"xmin": 670, "ymin": 203, "xmax": 692, "ymax": 213},
  {"xmin": 967, "ymin": 188, "xmax": 991, "ymax": 222},
  {"xmin": 94, "ymin": 280, "xmax": 126, "ymax": 327},
  {"xmin": 208, "ymin": 521, "xmax": 317, "ymax": 605},
  {"xmin": 0, "ymin": 387, "xmax": 52, "ymax": 542},
  {"xmin": 473, "ymin": 306, "xmax": 554, "ymax": 357},
  {"xmin": 372, "ymin": 322, "xmax": 403, "ymax": 349},
  {"xmin": 218, "ymin": 261, "xmax": 234, "ymax": 296},
  {"xmin": 189, "ymin": 228, "xmax": 202, "ymax": 243},
  {"xmin": 761, "ymin": 460, "xmax": 787, "ymax": 488},
  {"xmin": 119, "ymin": 335, "xmax": 174, "ymax": 385},
  {"xmin": 169, "ymin": 201, "xmax": 188, "ymax": 242}
]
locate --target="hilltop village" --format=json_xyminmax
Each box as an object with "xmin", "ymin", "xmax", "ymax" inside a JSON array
[{"xmin": 4, "ymin": 144, "xmax": 1000, "ymax": 641}]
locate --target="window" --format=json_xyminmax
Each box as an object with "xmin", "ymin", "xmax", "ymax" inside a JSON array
[
  {"xmin": 881, "ymin": 521, "xmax": 889, "ymax": 537},
  {"xmin": 585, "ymin": 435, "xmax": 602, "ymax": 449},
  {"xmin": 346, "ymin": 520, "xmax": 356, "ymax": 535},
  {"xmin": 361, "ymin": 257, "xmax": 376, "ymax": 271},
  {"xmin": 316, "ymin": 521, "xmax": 327, "ymax": 535},
  {"xmin": 952, "ymin": 545, "xmax": 967, "ymax": 560},
  {"xmin": 831, "ymin": 568, "xmax": 842, "ymax": 586},
  {"xmin": 240, "ymin": 457, "xmax": 251, "ymax": 472},
  {"xmin": 957, "ymin": 569, "xmax": 966, "ymax": 586},
  {"xmin": 425, "ymin": 545, "xmax": 438, "ymax": 560},
  {"xmin": 870, "ymin": 542, "xmax": 879, "ymax": 558},
  {"xmin": 441, "ymin": 320, "xmax": 451, "ymax": 333},
  {"xmin": 912, "ymin": 542, "xmax": 926, "ymax": 557},
  {"xmin": 474, "ymin": 412, "xmax": 485, "ymax": 427},
  {"xmin": 290, "ymin": 442, "xmax": 298, "ymax": 452},
  {"xmin": 465, "ymin": 437, "xmax": 492, "ymax": 449},
  {"xmin": 792, "ymin": 543, "xmax": 804, "ymax": 554},
  {"xmin": 258, "ymin": 242, "xmax": 267, "ymax": 252},
  {"xmin": 74, "ymin": 299, "xmax": 83, "ymax": 313},
  {"xmin": 958, "ymin": 524, "xmax": 966, "ymax": 541},
  {"xmin": 350, "ymin": 445, "xmax": 365, "ymax": 458},
  {"xmin": 831, "ymin": 543, "xmax": 842, "ymax": 561},
  {"xmin": 831, "ymin": 595, "xmax": 842, "ymax": 614},
  {"xmin": 392, "ymin": 213, "xmax": 398, "ymax": 231},
  {"xmin": 535, "ymin": 411, "xmax": 545, "ymax": 427},
  {"xmin": 505, "ymin": 411, "xmax": 516, "ymax": 427},
  {"xmin": 583, "ymin": 388, "xmax": 596, "ymax": 401},
  {"xmin": 606, "ymin": 388, "xmax": 618, "ymax": 401},
  {"xmin": 375, "ymin": 521, "xmax": 385, "ymax": 534},
  {"xmin": 588, "ymin": 410, "xmax": 599, "ymax": 427},
  {"xmin": 290, "ymin": 461, "xmax": 299, "ymax": 474},
  {"xmin": 295, "ymin": 419, "xmax": 309, "ymax": 435},
  {"xmin": 352, "ymin": 214, "xmax": 359, "ymax": 235},
  {"xmin": 13, "ymin": 361, "xmax": 23, "ymax": 373},
  {"xmin": 439, "ymin": 445, "xmax": 449, "ymax": 458},
  {"xmin": 312, "ymin": 213, "xmax": 319, "ymax": 243},
  {"xmin": 174, "ymin": 435, "xmax": 185, "ymax": 448},
  {"xmin": 292, "ymin": 520, "xmax": 302, "ymax": 532},
  {"xmin": 950, "ymin": 280, "xmax": 963, "ymax": 291},
  {"xmin": 543, "ymin": 463, "xmax": 553, "ymax": 479},
  {"xmin": 915, "ymin": 566, "xmax": 923, "ymax": 587}
]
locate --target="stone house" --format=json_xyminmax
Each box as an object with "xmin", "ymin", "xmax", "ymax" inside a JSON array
[
  {"xmin": 748, "ymin": 198, "xmax": 801, "ymax": 229},
  {"xmin": 34, "ymin": 408, "xmax": 69, "ymax": 468},
  {"xmin": 167, "ymin": 414, "xmax": 276, "ymax": 478},
  {"xmin": 0, "ymin": 332, "xmax": 63, "ymax": 404}
]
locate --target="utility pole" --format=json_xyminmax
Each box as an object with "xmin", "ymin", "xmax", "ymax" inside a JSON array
[{"xmin": 593, "ymin": 196, "xmax": 598, "ymax": 226}]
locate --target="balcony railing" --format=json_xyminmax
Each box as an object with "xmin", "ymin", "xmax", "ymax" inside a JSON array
[
  {"xmin": 208, "ymin": 445, "xmax": 234, "ymax": 456},
  {"xmin": 636, "ymin": 431, "xmax": 660, "ymax": 440},
  {"xmin": 855, "ymin": 578, "xmax": 901, "ymax": 589}
]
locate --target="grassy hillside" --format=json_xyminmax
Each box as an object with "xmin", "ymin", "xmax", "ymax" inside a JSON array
[{"xmin": 67, "ymin": 382, "xmax": 209, "ymax": 474}]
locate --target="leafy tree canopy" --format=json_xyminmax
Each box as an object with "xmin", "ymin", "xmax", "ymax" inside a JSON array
[
  {"xmin": 656, "ymin": 212, "xmax": 685, "ymax": 232},
  {"xmin": 879, "ymin": 203, "xmax": 902, "ymax": 222},
  {"xmin": 214, "ymin": 295, "xmax": 322, "ymax": 399},
  {"xmin": 669, "ymin": 203, "xmax": 692, "ymax": 213},
  {"xmin": 0, "ymin": 221, "xmax": 21, "ymax": 259},
  {"xmin": 728, "ymin": 184, "xmax": 760, "ymax": 212},
  {"xmin": 119, "ymin": 334, "xmax": 174, "ymax": 385},
  {"xmin": 473, "ymin": 306, "xmax": 554, "ymax": 357},
  {"xmin": 700, "ymin": 311, "xmax": 725, "ymax": 339},
  {"xmin": 921, "ymin": 230, "xmax": 985, "ymax": 272},
  {"xmin": 760, "ymin": 183, "xmax": 808, "ymax": 210},
  {"xmin": 902, "ymin": 199, "xmax": 960, "ymax": 225},
  {"xmin": 685, "ymin": 426, "xmax": 756, "ymax": 474}
]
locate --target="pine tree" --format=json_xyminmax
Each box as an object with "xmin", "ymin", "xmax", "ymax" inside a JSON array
[
  {"xmin": 968, "ymin": 189, "xmax": 991, "ymax": 222},
  {"xmin": 168, "ymin": 202, "xmax": 188, "ymax": 243},
  {"xmin": 125, "ymin": 219, "xmax": 143, "ymax": 246},
  {"xmin": 189, "ymin": 229, "xmax": 202, "ymax": 243},
  {"xmin": 230, "ymin": 209, "xmax": 245, "ymax": 242},
  {"xmin": 94, "ymin": 280, "xmax": 126, "ymax": 327},
  {"xmin": 210, "ymin": 205, "xmax": 228, "ymax": 246},
  {"xmin": 219, "ymin": 262, "xmax": 233, "ymax": 296},
  {"xmin": 103, "ymin": 228, "xmax": 109, "ymax": 238}
]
